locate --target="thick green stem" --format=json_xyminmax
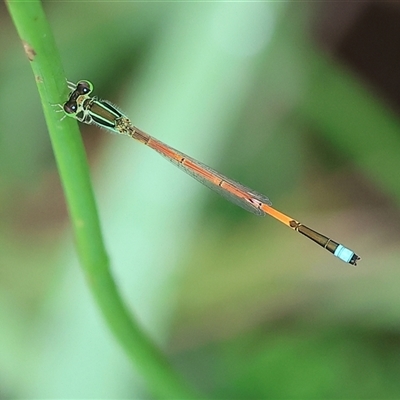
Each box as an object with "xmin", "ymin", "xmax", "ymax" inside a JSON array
[{"xmin": 5, "ymin": 1, "xmax": 197, "ymax": 398}]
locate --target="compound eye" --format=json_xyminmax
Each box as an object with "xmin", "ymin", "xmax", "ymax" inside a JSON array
[
  {"xmin": 63, "ymin": 101, "xmax": 77, "ymax": 114},
  {"xmin": 77, "ymin": 80, "xmax": 93, "ymax": 95}
]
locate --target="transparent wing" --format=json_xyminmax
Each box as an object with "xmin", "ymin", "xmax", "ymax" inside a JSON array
[{"xmin": 147, "ymin": 138, "xmax": 271, "ymax": 216}]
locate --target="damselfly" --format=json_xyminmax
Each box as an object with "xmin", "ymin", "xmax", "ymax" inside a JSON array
[{"xmin": 62, "ymin": 80, "xmax": 360, "ymax": 266}]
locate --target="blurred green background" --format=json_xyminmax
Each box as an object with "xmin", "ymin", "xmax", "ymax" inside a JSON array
[{"xmin": 1, "ymin": 1, "xmax": 400, "ymax": 398}]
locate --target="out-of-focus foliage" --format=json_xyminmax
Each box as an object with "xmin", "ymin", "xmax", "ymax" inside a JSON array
[{"xmin": 1, "ymin": 2, "xmax": 400, "ymax": 398}]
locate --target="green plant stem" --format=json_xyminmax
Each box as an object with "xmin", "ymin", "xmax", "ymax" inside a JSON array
[{"xmin": 6, "ymin": 1, "xmax": 197, "ymax": 398}]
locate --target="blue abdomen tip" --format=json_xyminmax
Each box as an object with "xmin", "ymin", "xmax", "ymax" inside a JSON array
[{"xmin": 334, "ymin": 245, "xmax": 355, "ymax": 264}]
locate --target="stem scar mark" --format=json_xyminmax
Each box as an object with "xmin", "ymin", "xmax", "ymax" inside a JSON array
[{"xmin": 23, "ymin": 41, "xmax": 36, "ymax": 61}]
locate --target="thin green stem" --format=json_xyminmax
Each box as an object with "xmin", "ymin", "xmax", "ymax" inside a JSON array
[{"xmin": 6, "ymin": 1, "xmax": 197, "ymax": 398}]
